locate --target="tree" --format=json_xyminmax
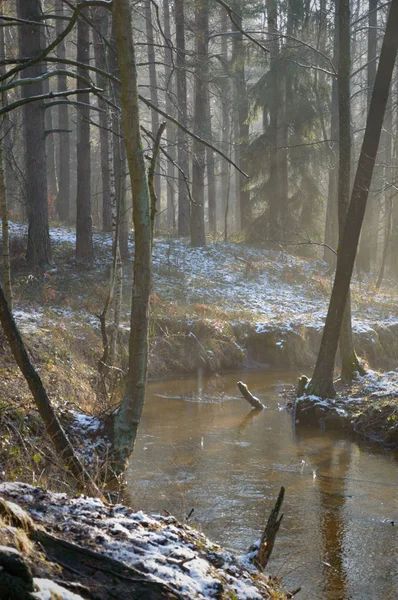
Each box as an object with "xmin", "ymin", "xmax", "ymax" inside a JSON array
[
  {"xmin": 55, "ymin": 0, "xmax": 71, "ymax": 222},
  {"xmin": 145, "ymin": 0, "xmax": 161, "ymax": 211},
  {"xmin": 175, "ymin": 0, "xmax": 190, "ymax": 236},
  {"xmin": 357, "ymin": 0, "xmax": 378, "ymax": 274},
  {"xmin": 17, "ymin": 0, "xmax": 52, "ymax": 268},
  {"xmin": 163, "ymin": 0, "xmax": 176, "ymax": 229},
  {"xmin": 75, "ymin": 8, "xmax": 94, "ymax": 262},
  {"xmin": 306, "ymin": 0, "xmax": 398, "ymax": 398},
  {"xmin": 231, "ymin": 5, "xmax": 250, "ymax": 230},
  {"xmin": 336, "ymin": 0, "xmax": 364, "ymax": 382},
  {"xmin": 190, "ymin": 0, "xmax": 208, "ymax": 247},
  {"xmin": 112, "ymin": 0, "xmax": 152, "ymax": 469},
  {"xmin": 92, "ymin": 6, "xmax": 112, "ymax": 232}
]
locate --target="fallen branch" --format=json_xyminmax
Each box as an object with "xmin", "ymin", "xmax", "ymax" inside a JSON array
[
  {"xmin": 237, "ymin": 381, "xmax": 265, "ymax": 410},
  {"xmin": 252, "ymin": 486, "xmax": 285, "ymax": 571}
]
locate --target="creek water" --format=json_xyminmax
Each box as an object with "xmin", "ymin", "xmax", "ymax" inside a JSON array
[{"xmin": 126, "ymin": 370, "xmax": 398, "ymax": 599}]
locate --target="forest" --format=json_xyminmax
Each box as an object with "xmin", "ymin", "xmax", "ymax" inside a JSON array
[{"xmin": 0, "ymin": 0, "xmax": 397, "ymax": 598}]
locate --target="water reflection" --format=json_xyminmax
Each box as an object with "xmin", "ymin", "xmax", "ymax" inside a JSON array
[{"xmin": 126, "ymin": 370, "xmax": 398, "ymax": 599}]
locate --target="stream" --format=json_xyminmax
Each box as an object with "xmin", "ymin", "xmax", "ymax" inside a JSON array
[{"xmin": 126, "ymin": 370, "xmax": 398, "ymax": 599}]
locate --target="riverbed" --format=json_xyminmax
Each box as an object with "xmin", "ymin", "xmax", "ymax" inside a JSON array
[{"xmin": 127, "ymin": 370, "xmax": 398, "ymax": 599}]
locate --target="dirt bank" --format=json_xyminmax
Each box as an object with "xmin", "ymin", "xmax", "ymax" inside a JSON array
[{"xmin": 294, "ymin": 370, "xmax": 398, "ymax": 448}]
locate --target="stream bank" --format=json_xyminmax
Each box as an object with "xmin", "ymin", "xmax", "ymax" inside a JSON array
[{"xmin": 0, "ymin": 482, "xmax": 288, "ymax": 600}]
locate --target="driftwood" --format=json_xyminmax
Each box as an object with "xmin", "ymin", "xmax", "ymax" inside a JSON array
[
  {"xmin": 237, "ymin": 381, "xmax": 265, "ymax": 410},
  {"xmin": 252, "ymin": 486, "xmax": 285, "ymax": 571}
]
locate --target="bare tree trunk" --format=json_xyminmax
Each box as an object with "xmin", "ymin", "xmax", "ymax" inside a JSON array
[
  {"xmin": 17, "ymin": 0, "xmax": 52, "ymax": 268},
  {"xmin": 190, "ymin": 0, "xmax": 207, "ymax": 247},
  {"xmin": 231, "ymin": 12, "xmax": 250, "ymax": 230},
  {"xmin": 0, "ymin": 147, "xmax": 11, "ymax": 309},
  {"xmin": 55, "ymin": 0, "xmax": 70, "ymax": 222},
  {"xmin": 336, "ymin": 0, "xmax": 364, "ymax": 383},
  {"xmin": 43, "ymin": 77, "xmax": 58, "ymax": 206},
  {"xmin": 0, "ymin": 16, "xmax": 12, "ymax": 309},
  {"xmin": 75, "ymin": 9, "xmax": 93, "ymax": 262},
  {"xmin": 0, "ymin": 282, "xmax": 93, "ymax": 490},
  {"xmin": 307, "ymin": 0, "xmax": 398, "ymax": 398},
  {"xmin": 175, "ymin": 0, "xmax": 190, "ymax": 236},
  {"xmin": 92, "ymin": 6, "xmax": 112, "ymax": 233},
  {"xmin": 219, "ymin": 7, "xmax": 230, "ymax": 231},
  {"xmin": 145, "ymin": 0, "xmax": 161, "ymax": 209},
  {"xmin": 112, "ymin": 0, "xmax": 152, "ymax": 470},
  {"xmin": 357, "ymin": 0, "xmax": 378, "ymax": 274},
  {"xmin": 109, "ymin": 22, "xmax": 129, "ymax": 261},
  {"xmin": 267, "ymin": 0, "xmax": 280, "ymax": 239},
  {"xmin": 205, "ymin": 88, "xmax": 217, "ymax": 235},
  {"xmin": 163, "ymin": 0, "xmax": 176, "ymax": 230},
  {"xmin": 376, "ymin": 98, "xmax": 394, "ymax": 289}
]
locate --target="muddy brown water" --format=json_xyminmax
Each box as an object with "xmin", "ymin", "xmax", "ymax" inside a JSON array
[{"xmin": 126, "ymin": 370, "xmax": 398, "ymax": 600}]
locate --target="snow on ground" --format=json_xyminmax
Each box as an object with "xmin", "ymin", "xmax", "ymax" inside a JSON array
[
  {"xmin": 69, "ymin": 411, "xmax": 111, "ymax": 465},
  {"xmin": 151, "ymin": 237, "xmax": 398, "ymax": 334},
  {"xmin": 6, "ymin": 222, "xmax": 398, "ymax": 339},
  {"xmin": 353, "ymin": 369, "xmax": 398, "ymax": 398},
  {"xmin": 33, "ymin": 579, "xmax": 85, "ymax": 600},
  {"xmin": 0, "ymin": 482, "xmax": 269, "ymax": 599}
]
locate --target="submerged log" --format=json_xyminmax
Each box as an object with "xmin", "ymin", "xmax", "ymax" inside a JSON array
[
  {"xmin": 252, "ymin": 486, "xmax": 285, "ymax": 571},
  {"xmin": 237, "ymin": 381, "xmax": 265, "ymax": 410}
]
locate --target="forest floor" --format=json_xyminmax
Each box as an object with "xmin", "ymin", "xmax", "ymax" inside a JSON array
[{"xmin": 2, "ymin": 222, "xmax": 398, "ymax": 469}]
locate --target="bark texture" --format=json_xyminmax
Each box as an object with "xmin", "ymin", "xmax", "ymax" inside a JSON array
[
  {"xmin": 75, "ymin": 9, "xmax": 94, "ymax": 262},
  {"xmin": 17, "ymin": 0, "xmax": 52, "ymax": 267},
  {"xmin": 112, "ymin": 0, "xmax": 152, "ymax": 469},
  {"xmin": 175, "ymin": 0, "xmax": 190, "ymax": 236},
  {"xmin": 55, "ymin": 0, "xmax": 70, "ymax": 222},
  {"xmin": 190, "ymin": 0, "xmax": 207, "ymax": 247}
]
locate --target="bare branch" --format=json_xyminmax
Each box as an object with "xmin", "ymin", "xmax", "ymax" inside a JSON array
[
  {"xmin": 214, "ymin": 0, "xmax": 270, "ymax": 54},
  {"xmin": 0, "ymin": 0, "xmax": 112, "ymax": 84},
  {"xmin": 0, "ymin": 87, "xmax": 101, "ymax": 117}
]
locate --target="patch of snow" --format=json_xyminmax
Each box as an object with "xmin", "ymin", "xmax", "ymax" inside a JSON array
[
  {"xmin": 0, "ymin": 483, "xmax": 268, "ymax": 600},
  {"xmin": 33, "ymin": 579, "xmax": 85, "ymax": 600}
]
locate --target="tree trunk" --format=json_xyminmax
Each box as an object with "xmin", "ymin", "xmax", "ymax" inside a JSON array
[
  {"xmin": 75, "ymin": 9, "xmax": 93, "ymax": 262},
  {"xmin": 163, "ymin": 0, "xmax": 176, "ymax": 230},
  {"xmin": 231, "ymin": 12, "xmax": 250, "ymax": 230},
  {"xmin": 112, "ymin": 0, "xmax": 152, "ymax": 470},
  {"xmin": 376, "ymin": 97, "xmax": 393, "ymax": 289},
  {"xmin": 17, "ymin": 0, "xmax": 52, "ymax": 268},
  {"xmin": 55, "ymin": 0, "xmax": 70, "ymax": 222},
  {"xmin": 43, "ymin": 77, "xmax": 58, "ymax": 206},
  {"xmin": 266, "ymin": 0, "xmax": 280, "ymax": 240},
  {"xmin": 336, "ymin": 0, "xmax": 364, "ymax": 383},
  {"xmin": 323, "ymin": 2, "xmax": 339, "ymax": 267},
  {"xmin": 219, "ymin": 6, "xmax": 230, "ymax": 232},
  {"xmin": 109, "ymin": 21, "xmax": 129, "ymax": 261},
  {"xmin": 357, "ymin": 0, "xmax": 378, "ymax": 274},
  {"xmin": 92, "ymin": 6, "xmax": 113, "ymax": 233},
  {"xmin": 205, "ymin": 88, "xmax": 217, "ymax": 235},
  {"xmin": 0, "ymin": 282, "xmax": 93, "ymax": 490},
  {"xmin": 175, "ymin": 0, "xmax": 190, "ymax": 236},
  {"xmin": 307, "ymin": 0, "xmax": 398, "ymax": 398},
  {"xmin": 0, "ymin": 17, "xmax": 12, "ymax": 309},
  {"xmin": 190, "ymin": 0, "xmax": 207, "ymax": 247},
  {"xmin": 145, "ymin": 0, "xmax": 161, "ymax": 212}
]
